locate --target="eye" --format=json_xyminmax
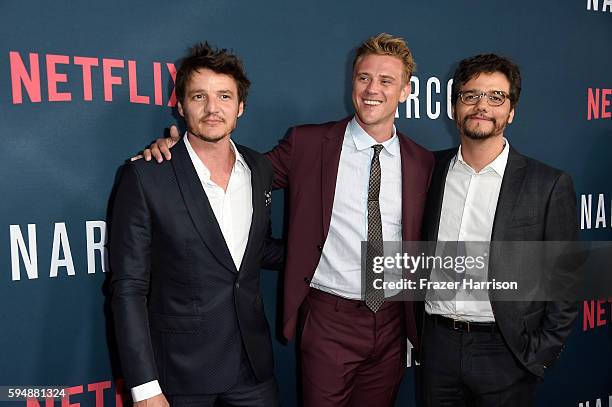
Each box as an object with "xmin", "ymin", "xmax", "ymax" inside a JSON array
[
  {"xmin": 358, "ymin": 75, "xmax": 370, "ymax": 82},
  {"xmin": 220, "ymin": 94, "xmax": 231, "ymax": 100},
  {"xmin": 381, "ymin": 79, "xmax": 391, "ymax": 85},
  {"xmin": 193, "ymin": 94, "xmax": 204, "ymax": 101}
]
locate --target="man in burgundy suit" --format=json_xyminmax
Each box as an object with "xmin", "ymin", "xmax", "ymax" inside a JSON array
[{"xmin": 142, "ymin": 33, "xmax": 433, "ymax": 406}]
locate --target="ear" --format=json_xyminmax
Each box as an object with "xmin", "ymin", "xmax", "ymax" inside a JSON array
[
  {"xmin": 451, "ymin": 104, "xmax": 456, "ymax": 120},
  {"xmin": 508, "ymin": 106, "xmax": 515, "ymax": 124},
  {"xmin": 237, "ymin": 101, "xmax": 244, "ymax": 118},
  {"xmin": 399, "ymin": 81, "xmax": 411, "ymax": 103},
  {"xmin": 177, "ymin": 100, "xmax": 185, "ymax": 118}
]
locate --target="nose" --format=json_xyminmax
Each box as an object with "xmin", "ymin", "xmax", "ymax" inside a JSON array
[
  {"xmin": 205, "ymin": 97, "xmax": 219, "ymax": 113},
  {"xmin": 473, "ymin": 94, "xmax": 489, "ymax": 111},
  {"xmin": 365, "ymin": 80, "xmax": 379, "ymax": 94}
]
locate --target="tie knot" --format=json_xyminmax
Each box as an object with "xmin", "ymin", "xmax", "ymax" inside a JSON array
[{"xmin": 372, "ymin": 144, "xmax": 384, "ymax": 156}]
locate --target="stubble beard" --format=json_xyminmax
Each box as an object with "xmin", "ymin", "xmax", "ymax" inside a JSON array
[
  {"xmin": 461, "ymin": 115, "xmax": 504, "ymax": 140},
  {"xmin": 189, "ymin": 117, "xmax": 236, "ymax": 144}
]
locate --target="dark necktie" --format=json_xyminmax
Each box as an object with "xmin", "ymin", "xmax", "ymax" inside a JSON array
[{"xmin": 365, "ymin": 144, "xmax": 385, "ymax": 312}]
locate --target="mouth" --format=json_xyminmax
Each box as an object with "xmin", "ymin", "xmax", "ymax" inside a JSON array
[
  {"xmin": 362, "ymin": 99, "xmax": 382, "ymax": 106},
  {"xmin": 202, "ymin": 118, "xmax": 224, "ymax": 125},
  {"xmin": 468, "ymin": 115, "xmax": 493, "ymax": 122}
]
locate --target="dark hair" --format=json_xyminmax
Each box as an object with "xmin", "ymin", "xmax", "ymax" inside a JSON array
[
  {"xmin": 451, "ymin": 54, "xmax": 521, "ymax": 108},
  {"xmin": 175, "ymin": 42, "xmax": 250, "ymax": 104}
]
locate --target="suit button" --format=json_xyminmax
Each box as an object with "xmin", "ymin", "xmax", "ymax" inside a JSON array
[
  {"xmin": 235, "ymin": 281, "xmax": 240, "ymax": 289},
  {"xmin": 317, "ymin": 245, "xmax": 323, "ymax": 252},
  {"xmin": 304, "ymin": 277, "xmax": 310, "ymax": 284}
]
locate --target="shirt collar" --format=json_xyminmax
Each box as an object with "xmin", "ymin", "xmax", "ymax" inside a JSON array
[
  {"xmin": 183, "ymin": 133, "xmax": 248, "ymax": 177},
  {"xmin": 454, "ymin": 137, "xmax": 510, "ymax": 177},
  {"xmin": 348, "ymin": 116, "xmax": 400, "ymax": 157}
]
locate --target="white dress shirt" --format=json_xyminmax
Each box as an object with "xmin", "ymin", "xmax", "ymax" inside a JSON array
[
  {"xmin": 309, "ymin": 117, "xmax": 403, "ymax": 299},
  {"xmin": 425, "ymin": 139, "xmax": 509, "ymax": 322},
  {"xmin": 131, "ymin": 134, "xmax": 253, "ymax": 401}
]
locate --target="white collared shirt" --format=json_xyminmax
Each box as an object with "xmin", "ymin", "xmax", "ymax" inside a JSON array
[
  {"xmin": 309, "ymin": 117, "xmax": 403, "ymax": 299},
  {"xmin": 183, "ymin": 134, "xmax": 253, "ymax": 269},
  {"xmin": 425, "ymin": 139, "xmax": 510, "ymax": 322},
  {"xmin": 131, "ymin": 134, "xmax": 253, "ymax": 402}
]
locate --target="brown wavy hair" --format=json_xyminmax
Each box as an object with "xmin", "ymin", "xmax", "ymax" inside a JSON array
[{"xmin": 175, "ymin": 42, "xmax": 251, "ymax": 104}]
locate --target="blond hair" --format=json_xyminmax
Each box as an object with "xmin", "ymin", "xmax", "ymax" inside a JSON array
[{"xmin": 353, "ymin": 33, "xmax": 415, "ymax": 83}]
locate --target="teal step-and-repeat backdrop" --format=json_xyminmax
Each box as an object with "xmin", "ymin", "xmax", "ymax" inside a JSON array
[{"xmin": 0, "ymin": 1, "xmax": 610, "ymax": 406}]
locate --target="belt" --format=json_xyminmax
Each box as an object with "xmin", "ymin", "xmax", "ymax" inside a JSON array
[
  {"xmin": 308, "ymin": 288, "xmax": 399, "ymax": 311},
  {"xmin": 428, "ymin": 313, "xmax": 498, "ymax": 333}
]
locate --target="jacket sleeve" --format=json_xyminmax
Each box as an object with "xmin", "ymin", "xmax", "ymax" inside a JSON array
[
  {"xmin": 109, "ymin": 163, "xmax": 159, "ymax": 388},
  {"xmin": 265, "ymin": 128, "xmax": 295, "ymax": 190},
  {"xmin": 532, "ymin": 172, "xmax": 580, "ymax": 370}
]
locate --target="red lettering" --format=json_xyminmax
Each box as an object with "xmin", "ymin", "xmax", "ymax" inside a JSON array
[
  {"xmin": 587, "ymin": 88, "xmax": 599, "ymax": 120},
  {"xmin": 166, "ymin": 63, "xmax": 177, "ymax": 107},
  {"xmin": 46, "ymin": 54, "xmax": 71, "ymax": 102},
  {"xmin": 602, "ymin": 89, "xmax": 611, "ymax": 119},
  {"xmin": 26, "ymin": 397, "xmax": 54, "ymax": 406},
  {"xmin": 10, "ymin": 51, "xmax": 41, "ymax": 104},
  {"xmin": 128, "ymin": 60, "xmax": 150, "ymax": 104},
  {"xmin": 103, "ymin": 58, "xmax": 124, "ymax": 102},
  {"xmin": 596, "ymin": 299, "xmax": 607, "ymax": 326},
  {"xmin": 73, "ymin": 56, "xmax": 99, "ymax": 101},
  {"xmin": 583, "ymin": 300, "xmax": 595, "ymax": 331},
  {"xmin": 61, "ymin": 385, "xmax": 83, "ymax": 407},
  {"xmin": 88, "ymin": 381, "xmax": 111, "ymax": 407},
  {"xmin": 153, "ymin": 62, "xmax": 163, "ymax": 106}
]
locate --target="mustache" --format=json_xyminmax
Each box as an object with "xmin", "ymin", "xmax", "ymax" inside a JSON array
[
  {"xmin": 467, "ymin": 113, "xmax": 494, "ymax": 121},
  {"xmin": 463, "ymin": 114, "xmax": 496, "ymax": 127},
  {"xmin": 201, "ymin": 115, "xmax": 225, "ymax": 122}
]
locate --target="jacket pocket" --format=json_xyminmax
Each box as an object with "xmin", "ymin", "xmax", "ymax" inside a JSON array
[
  {"xmin": 149, "ymin": 313, "xmax": 202, "ymax": 333},
  {"xmin": 523, "ymin": 307, "xmax": 545, "ymax": 332}
]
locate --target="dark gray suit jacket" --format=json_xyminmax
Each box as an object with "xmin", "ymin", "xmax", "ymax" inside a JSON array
[
  {"xmin": 109, "ymin": 140, "xmax": 284, "ymax": 395},
  {"xmin": 422, "ymin": 146, "xmax": 579, "ymax": 378}
]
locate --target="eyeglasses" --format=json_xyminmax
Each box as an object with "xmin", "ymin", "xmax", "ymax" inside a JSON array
[{"xmin": 458, "ymin": 90, "xmax": 509, "ymax": 106}]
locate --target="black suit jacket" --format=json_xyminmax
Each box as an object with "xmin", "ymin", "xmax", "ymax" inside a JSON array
[
  {"xmin": 109, "ymin": 140, "xmax": 283, "ymax": 395},
  {"xmin": 422, "ymin": 146, "xmax": 579, "ymax": 378}
]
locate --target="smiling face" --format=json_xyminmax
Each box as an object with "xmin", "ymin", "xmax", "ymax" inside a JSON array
[
  {"xmin": 453, "ymin": 71, "xmax": 515, "ymax": 141},
  {"xmin": 352, "ymin": 54, "xmax": 410, "ymax": 138},
  {"xmin": 177, "ymin": 68, "xmax": 244, "ymax": 143}
]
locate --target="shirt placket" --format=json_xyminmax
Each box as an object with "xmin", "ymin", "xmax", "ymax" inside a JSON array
[{"xmin": 455, "ymin": 167, "xmax": 477, "ymax": 318}]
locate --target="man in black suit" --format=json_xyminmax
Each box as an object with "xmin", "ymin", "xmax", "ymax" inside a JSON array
[
  {"xmin": 109, "ymin": 43, "xmax": 283, "ymax": 407},
  {"xmin": 420, "ymin": 54, "xmax": 579, "ymax": 406}
]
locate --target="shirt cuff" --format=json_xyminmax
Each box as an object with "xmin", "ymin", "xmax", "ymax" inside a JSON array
[{"xmin": 131, "ymin": 380, "xmax": 162, "ymax": 402}]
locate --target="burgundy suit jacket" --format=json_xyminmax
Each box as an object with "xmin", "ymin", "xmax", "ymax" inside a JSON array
[{"xmin": 266, "ymin": 117, "xmax": 434, "ymax": 348}]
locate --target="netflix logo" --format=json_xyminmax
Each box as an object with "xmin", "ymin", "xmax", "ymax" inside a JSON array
[
  {"xmin": 587, "ymin": 88, "xmax": 612, "ymax": 120},
  {"xmin": 583, "ymin": 299, "xmax": 612, "ymax": 331},
  {"xmin": 7, "ymin": 51, "xmax": 177, "ymax": 106},
  {"xmin": 25, "ymin": 379, "xmax": 128, "ymax": 407}
]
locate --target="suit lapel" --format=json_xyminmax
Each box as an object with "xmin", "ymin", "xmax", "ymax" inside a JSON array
[
  {"xmin": 427, "ymin": 153, "xmax": 454, "ymax": 241},
  {"xmin": 171, "ymin": 140, "xmax": 237, "ymax": 273},
  {"xmin": 236, "ymin": 145, "xmax": 263, "ymax": 275},
  {"xmin": 321, "ymin": 118, "xmax": 350, "ymax": 239},
  {"xmin": 491, "ymin": 147, "xmax": 528, "ymax": 241}
]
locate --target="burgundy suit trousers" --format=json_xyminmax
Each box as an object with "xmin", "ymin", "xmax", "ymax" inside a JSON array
[{"xmin": 301, "ymin": 289, "xmax": 406, "ymax": 407}]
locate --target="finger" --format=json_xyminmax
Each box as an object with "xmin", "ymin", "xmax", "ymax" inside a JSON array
[
  {"xmin": 130, "ymin": 154, "xmax": 144, "ymax": 162},
  {"xmin": 170, "ymin": 125, "xmax": 180, "ymax": 140},
  {"xmin": 158, "ymin": 138, "xmax": 173, "ymax": 160},
  {"xmin": 143, "ymin": 148, "xmax": 152, "ymax": 161},
  {"xmin": 151, "ymin": 143, "xmax": 164, "ymax": 163}
]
